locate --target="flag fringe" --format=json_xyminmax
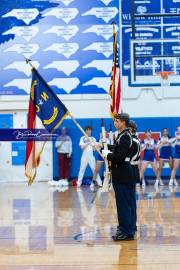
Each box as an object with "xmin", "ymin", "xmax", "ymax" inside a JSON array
[{"xmin": 110, "ymin": 111, "xmax": 115, "ymax": 120}]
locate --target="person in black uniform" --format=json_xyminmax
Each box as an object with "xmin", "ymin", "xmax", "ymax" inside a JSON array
[
  {"xmin": 129, "ymin": 120, "xmax": 141, "ymax": 232},
  {"xmin": 102, "ymin": 113, "xmax": 134, "ymax": 241}
]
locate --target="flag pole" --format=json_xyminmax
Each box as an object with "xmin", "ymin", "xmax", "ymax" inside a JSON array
[
  {"xmin": 68, "ymin": 113, "xmax": 104, "ymax": 159},
  {"xmin": 25, "ymin": 57, "xmax": 33, "ymax": 68},
  {"xmin": 101, "ymin": 118, "xmax": 110, "ymax": 193},
  {"xmin": 111, "ymin": 18, "xmax": 117, "ymax": 31},
  {"xmin": 25, "ymin": 59, "xmax": 105, "ymax": 160}
]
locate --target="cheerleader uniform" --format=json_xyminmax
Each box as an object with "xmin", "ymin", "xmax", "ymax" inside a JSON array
[
  {"xmin": 141, "ymin": 138, "xmax": 157, "ymax": 163},
  {"xmin": 173, "ymin": 139, "xmax": 180, "ymax": 160},
  {"xmin": 156, "ymin": 137, "xmax": 173, "ymax": 160},
  {"xmin": 97, "ymin": 138, "xmax": 111, "ymax": 162}
]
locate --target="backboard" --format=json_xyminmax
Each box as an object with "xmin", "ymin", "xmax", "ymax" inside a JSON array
[{"xmin": 129, "ymin": 38, "xmax": 180, "ymax": 87}]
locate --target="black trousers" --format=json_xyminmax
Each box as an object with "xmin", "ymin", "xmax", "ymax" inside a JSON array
[
  {"xmin": 135, "ymin": 164, "xmax": 140, "ymax": 183},
  {"xmin": 131, "ymin": 165, "xmax": 138, "ymax": 228},
  {"xmin": 131, "ymin": 182, "xmax": 136, "ymax": 231},
  {"xmin": 113, "ymin": 183, "xmax": 135, "ymax": 236}
]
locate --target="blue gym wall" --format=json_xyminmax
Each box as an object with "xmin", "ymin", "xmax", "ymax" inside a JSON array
[{"xmin": 53, "ymin": 117, "xmax": 180, "ymax": 181}]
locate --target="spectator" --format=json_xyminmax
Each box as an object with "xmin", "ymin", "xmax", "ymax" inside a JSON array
[{"xmin": 49, "ymin": 127, "xmax": 72, "ymax": 186}]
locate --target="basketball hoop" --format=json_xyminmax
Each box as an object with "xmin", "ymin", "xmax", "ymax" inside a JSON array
[{"xmin": 156, "ymin": 71, "xmax": 174, "ymax": 88}]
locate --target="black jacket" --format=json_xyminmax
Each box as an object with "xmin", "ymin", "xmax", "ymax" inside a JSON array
[{"xmin": 107, "ymin": 128, "xmax": 133, "ymax": 184}]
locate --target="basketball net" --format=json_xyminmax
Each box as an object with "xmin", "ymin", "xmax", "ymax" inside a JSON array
[{"xmin": 156, "ymin": 71, "xmax": 174, "ymax": 89}]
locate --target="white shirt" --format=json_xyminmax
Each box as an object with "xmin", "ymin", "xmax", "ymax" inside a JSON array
[
  {"xmin": 157, "ymin": 137, "xmax": 171, "ymax": 147},
  {"xmin": 141, "ymin": 138, "xmax": 156, "ymax": 151},
  {"xmin": 55, "ymin": 135, "xmax": 72, "ymax": 154},
  {"xmin": 79, "ymin": 136, "xmax": 96, "ymax": 155}
]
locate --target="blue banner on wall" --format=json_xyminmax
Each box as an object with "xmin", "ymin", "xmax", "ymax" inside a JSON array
[
  {"xmin": 163, "ymin": 0, "xmax": 180, "ymax": 24},
  {"xmin": 122, "ymin": 0, "xmax": 161, "ymax": 25},
  {"xmin": 0, "ymin": 0, "xmax": 119, "ymax": 95},
  {"xmin": 163, "ymin": 26, "xmax": 180, "ymax": 74},
  {"xmin": 122, "ymin": 26, "xmax": 161, "ymax": 76}
]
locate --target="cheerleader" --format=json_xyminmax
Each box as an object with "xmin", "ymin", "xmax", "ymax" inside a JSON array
[
  {"xmin": 156, "ymin": 128, "xmax": 174, "ymax": 186},
  {"xmin": 140, "ymin": 130, "xmax": 158, "ymax": 186},
  {"xmin": 169, "ymin": 126, "xmax": 180, "ymax": 186},
  {"xmin": 91, "ymin": 131, "xmax": 111, "ymax": 188}
]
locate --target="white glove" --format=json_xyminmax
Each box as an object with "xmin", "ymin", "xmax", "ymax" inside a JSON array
[
  {"xmin": 90, "ymin": 141, "xmax": 98, "ymax": 148},
  {"xmin": 102, "ymin": 150, "xmax": 110, "ymax": 157}
]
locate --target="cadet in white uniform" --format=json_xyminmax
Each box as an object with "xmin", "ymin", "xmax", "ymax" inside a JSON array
[{"xmin": 77, "ymin": 125, "xmax": 102, "ymax": 187}]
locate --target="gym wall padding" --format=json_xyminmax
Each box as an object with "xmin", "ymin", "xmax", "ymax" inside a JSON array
[
  {"xmin": 53, "ymin": 117, "xmax": 180, "ymax": 181},
  {"xmin": 0, "ymin": 113, "xmax": 180, "ymax": 182}
]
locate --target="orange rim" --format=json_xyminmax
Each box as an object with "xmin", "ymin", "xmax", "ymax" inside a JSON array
[{"xmin": 156, "ymin": 71, "xmax": 174, "ymax": 79}]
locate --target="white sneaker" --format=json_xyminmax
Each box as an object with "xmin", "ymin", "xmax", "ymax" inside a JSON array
[
  {"xmin": 96, "ymin": 181, "xmax": 103, "ymax": 187},
  {"xmin": 90, "ymin": 182, "xmax": 94, "ymax": 188},
  {"xmin": 62, "ymin": 179, "xmax": 69, "ymax": 186},
  {"xmin": 154, "ymin": 179, "xmax": 159, "ymax": 186},
  {"xmin": 65, "ymin": 179, "xmax": 69, "ymax": 185},
  {"xmin": 136, "ymin": 183, "xmax": 140, "ymax": 187},
  {"xmin": 142, "ymin": 180, "xmax": 146, "ymax": 186},
  {"xmin": 159, "ymin": 179, "xmax": 164, "ymax": 186},
  {"xmin": 56, "ymin": 180, "xmax": 63, "ymax": 186},
  {"xmin": 169, "ymin": 179, "xmax": 174, "ymax": 186},
  {"xmin": 77, "ymin": 181, "xmax": 81, "ymax": 187},
  {"xmin": 48, "ymin": 180, "xmax": 59, "ymax": 186},
  {"xmin": 174, "ymin": 179, "xmax": 179, "ymax": 186}
]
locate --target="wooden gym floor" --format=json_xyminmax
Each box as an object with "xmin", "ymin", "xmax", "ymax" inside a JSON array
[{"xmin": 0, "ymin": 181, "xmax": 180, "ymax": 269}]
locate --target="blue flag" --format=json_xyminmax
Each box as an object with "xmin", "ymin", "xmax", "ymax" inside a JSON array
[{"xmin": 25, "ymin": 67, "xmax": 70, "ymax": 186}]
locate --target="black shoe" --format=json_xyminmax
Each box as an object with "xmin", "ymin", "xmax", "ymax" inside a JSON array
[
  {"xmin": 112, "ymin": 226, "xmax": 121, "ymax": 239},
  {"xmin": 112, "ymin": 232, "xmax": 121, "ymax": 239},
  {"xmin": 113, "ymin": 234, "xmax": 134, "ymax": 242}
]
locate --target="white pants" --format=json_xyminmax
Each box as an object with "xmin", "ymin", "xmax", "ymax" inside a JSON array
[{"xmin": 77, "ymin": 154, "xmax": 102, "ymax": 184}]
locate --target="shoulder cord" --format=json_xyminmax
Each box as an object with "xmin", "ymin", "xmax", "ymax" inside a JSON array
[
  {"xmin": 117, "ymin": 131, "xmax": 132, "ymax": 148},
  {"xmin": 131, "ymin": 138, "xmax": 141, "ymax": 161}
]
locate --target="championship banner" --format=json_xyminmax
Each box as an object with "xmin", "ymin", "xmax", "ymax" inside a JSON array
[{"xmin": 0, "ymin": 0, "xmax": 119, "ymax": 96}]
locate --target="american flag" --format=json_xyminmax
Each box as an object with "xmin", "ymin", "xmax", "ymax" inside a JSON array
[{"xmin": 109, "ymin": 30, "xmax": 122, "ymax": 119}]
